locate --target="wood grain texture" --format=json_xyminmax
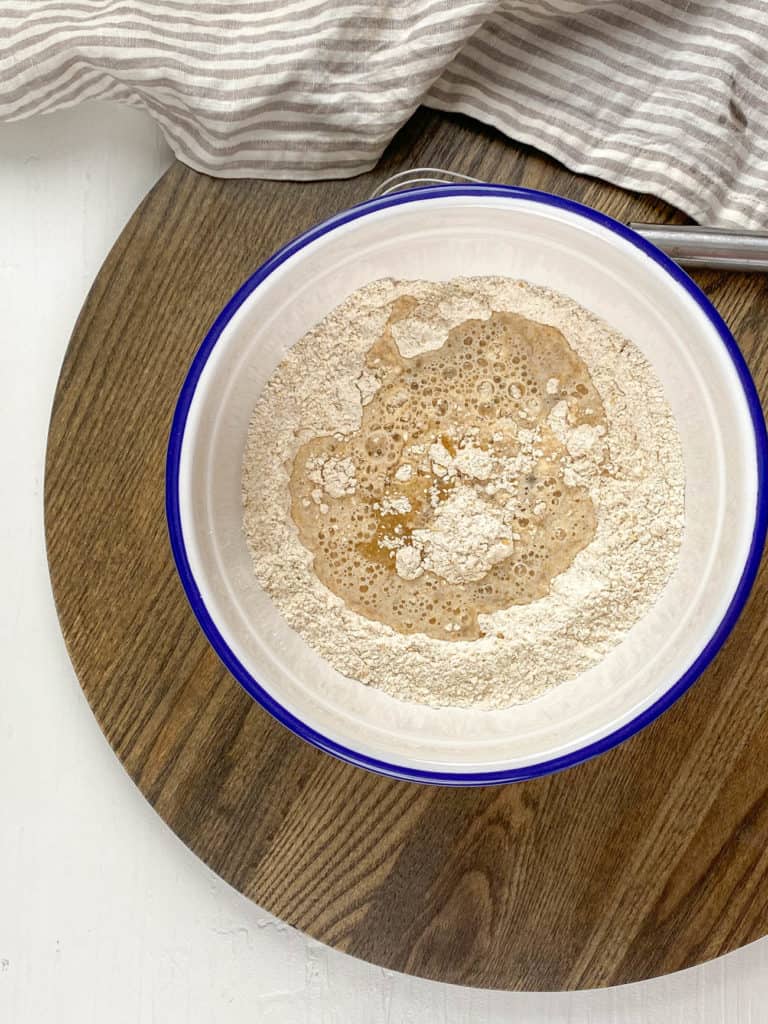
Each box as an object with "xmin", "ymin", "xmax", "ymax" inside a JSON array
[{"xmin": 44, "ymin": 108, "xmax": 768, "ymax": 991}]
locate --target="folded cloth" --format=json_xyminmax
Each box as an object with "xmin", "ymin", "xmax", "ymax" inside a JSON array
[{"xmin": 2, "ymin": 1, "xmax": 766, "ymax": 227}]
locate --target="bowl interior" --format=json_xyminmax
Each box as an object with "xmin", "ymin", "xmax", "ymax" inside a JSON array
[{"xmin": 172, "ymin": 191, "xmax": 761, "ymax": 779}]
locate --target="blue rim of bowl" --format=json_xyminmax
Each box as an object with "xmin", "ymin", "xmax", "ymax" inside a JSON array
[{"xmin": 166, "ymin": 184, "xmax": 768, "ymax": 787}]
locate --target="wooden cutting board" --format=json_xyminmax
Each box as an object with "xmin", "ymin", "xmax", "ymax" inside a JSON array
[{"xmin": 44, "ymin": 108, "xmax": 768, "ymax": 991}]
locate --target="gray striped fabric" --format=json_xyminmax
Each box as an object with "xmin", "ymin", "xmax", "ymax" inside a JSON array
[{"xmin": 2, "ymin": 1, "xmax": 767, "ymax": 227}]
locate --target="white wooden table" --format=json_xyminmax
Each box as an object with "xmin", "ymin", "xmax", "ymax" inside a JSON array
[{"xmin": 1, "ymin": 101, "xmax": 766, "ymax": 1023}]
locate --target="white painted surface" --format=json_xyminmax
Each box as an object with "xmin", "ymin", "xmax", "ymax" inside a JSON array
[{"xmin": 1, "ymin": 102, "xmax": 766, "ymax": 1023}]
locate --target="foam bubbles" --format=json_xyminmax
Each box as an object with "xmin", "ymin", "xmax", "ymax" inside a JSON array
[{"xmin": 289, "ymin": 305, "xmax": 607, "ymax": 641}]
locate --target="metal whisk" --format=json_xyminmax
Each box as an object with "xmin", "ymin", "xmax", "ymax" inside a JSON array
[{"xmin": 370, "ymin": 168, "xmax": 768, "ymax": 273}]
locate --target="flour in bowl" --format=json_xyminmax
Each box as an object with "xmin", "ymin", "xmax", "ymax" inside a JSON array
[{"xmin": 242, "ymin": 277, "xmax": 684, "ymax": 709}]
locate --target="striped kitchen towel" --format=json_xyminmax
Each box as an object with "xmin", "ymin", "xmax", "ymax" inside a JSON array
[{"xmin": 1, "ymin": 1, "xmax": 766, "ymax": 228}]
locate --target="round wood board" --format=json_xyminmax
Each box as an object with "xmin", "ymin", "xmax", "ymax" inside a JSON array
[{"xmin": 45, "ymin": 109, "xmax": 768, "ymax": 991}]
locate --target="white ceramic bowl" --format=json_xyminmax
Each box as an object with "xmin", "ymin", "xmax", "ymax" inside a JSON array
[{"xmin": 167, "ymin": 185, "xmax": 767, "ymax": 785}]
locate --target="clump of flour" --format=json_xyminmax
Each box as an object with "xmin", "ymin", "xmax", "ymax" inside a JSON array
[{"xmin": 242, "ymin": 277, "xmax": 684, "ymax": 709}]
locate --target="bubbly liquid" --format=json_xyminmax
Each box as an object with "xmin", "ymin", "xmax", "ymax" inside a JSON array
[{"xmin": 289, "ymin": 298, "xmax": 607, "ymax": 641}]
